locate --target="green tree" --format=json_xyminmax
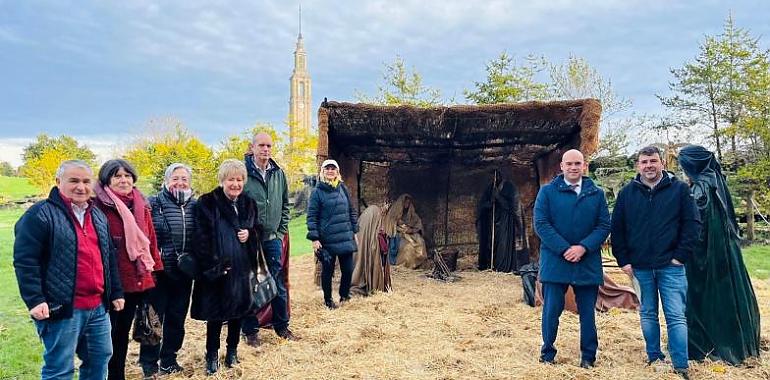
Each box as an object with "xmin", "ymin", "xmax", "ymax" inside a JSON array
[
  {"xmin": 279, "ymin": 119, "xmax": 318, "ymax": 192},
  {"xmin": 660, "ymin": 14, "xmax": 770, "ymax": 239},
  {"xmin": 660, "ymin": 15, "xmax": 766, "ymax": 162},
  {"xmin": 464, "ymin": 52, "xmax": 549, "ymax": 104},
  {"xmin": 549, "ymin": 54, "xmax": 631, "ymax": 117},
  {"xmin": 355, "ymin": 55, "xmax": 444, "ymax": 107},
  {"xmin": 548, "ymin": 54, "xmax": 633, "ymax": 159},
  {"xmin": 0, "ymin": 161, "xmax": 15, "ymax": 176},
  {"xmin": 123, "ymin": 118, "xmax": 217, "ymax": 194},
  {"xmin": 19, "ymin": 134, "xmax": 97, "ymax": 191}
]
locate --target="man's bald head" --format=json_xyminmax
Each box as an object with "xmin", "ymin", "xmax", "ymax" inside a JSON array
[{"xmin": 560, "ymin": 149, "xmax": 586, "ymax": 183}]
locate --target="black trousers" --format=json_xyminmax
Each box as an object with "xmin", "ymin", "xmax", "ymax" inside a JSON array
[
  {"xmin": 321, "ymin": 253, "xmax": 353, "ymax": 302},
  {"xmin": 206, "ymin": 319, "xmax": 242, "ymax": 355},
  {"xmin": 138, "ymin": 272, "xmax": 192, "ymax": 369},
  {"xmin": 108, "ymin": 291, "xmax": 146, "ymax": 380}
]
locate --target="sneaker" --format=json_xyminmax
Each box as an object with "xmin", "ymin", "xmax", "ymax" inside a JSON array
[
  {"xmin": 674, "ymin": 368, "xmax": 689, "ymax": 380},
  {"xmin": 538, "ymin": 357, "xmax": 556, "ymax": 365},
  {"xmin": 243, "ymin": 332, "xmax": 261, "ymax": 347},
  {"xmin": 159, "ymin": 363, "xmax": 184, "ymax": 375},
  {"xmin": 276, "ymin": 328, "xmax": 301, "ymax": 341},
  {"xmin": 647, "ymin": 358, "xmax": 669, "ymax": 373}
]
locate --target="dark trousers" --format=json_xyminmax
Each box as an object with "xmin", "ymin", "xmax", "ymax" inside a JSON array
[
  {"xmin": 108, "ymin": 291, "xmax": 146, "ymax": 380},
  {"xmin": 321, "ymin": 253, "xmax": 353, "ymax": 302},
  {"xmin": 206, "ymin": 319, "xmax": 242, "ymax": 355},
  {"xmin": 540, "ymin": 282, "xmax": 599, "ymax": 363},
  {"xmin": 242, "ymin": 238, "xmax": 289, "ymax": 335},
  {"xmin": 138, "ymin": 272, "xmax": 192, "ymax": 369}
]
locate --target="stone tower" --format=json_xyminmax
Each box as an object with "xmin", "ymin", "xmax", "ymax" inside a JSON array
[{"xmin": 288, "ymin": 5, "xmax": 311, "ymax": 146}]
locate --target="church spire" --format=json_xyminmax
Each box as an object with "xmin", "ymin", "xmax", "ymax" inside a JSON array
[{"xmin": 288, "ymin": 2, "xmax": 311, "ymax": 146}]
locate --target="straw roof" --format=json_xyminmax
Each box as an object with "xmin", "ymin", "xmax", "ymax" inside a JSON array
[{"xmin": 318, "ymin": 99, "xmax": 602, "ymax": 163}]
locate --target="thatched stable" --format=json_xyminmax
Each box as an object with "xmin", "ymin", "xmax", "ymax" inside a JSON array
[{"xmin": 316, "ymin": 99, "xmax": 602, "ymax": 260}]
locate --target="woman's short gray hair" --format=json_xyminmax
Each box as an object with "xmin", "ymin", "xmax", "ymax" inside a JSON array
[
  {"xmin": 217, "ymin": 159, "xmax": 248, "ymax": 185},
  {"xmin": 164, "ymin": 163, "xmax": 193, "ymax": 184}
]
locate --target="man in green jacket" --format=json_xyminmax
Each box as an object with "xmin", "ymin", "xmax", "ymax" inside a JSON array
[{"xmin": 241, "ymin": 132, "xmax": 298, "ymax": 343}]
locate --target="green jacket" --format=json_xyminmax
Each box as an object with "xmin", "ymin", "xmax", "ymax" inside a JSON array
[{"xmin": 244, "ymin": 156, "xmax": 290, "ymax": 241}]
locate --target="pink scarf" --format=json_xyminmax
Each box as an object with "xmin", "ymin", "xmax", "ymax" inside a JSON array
[{"xmin": 104, "ymin": 186, "xmax": 155, "ymax": 274}]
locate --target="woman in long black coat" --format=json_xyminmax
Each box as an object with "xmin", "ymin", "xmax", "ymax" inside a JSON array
[
  {"xmin": 190, "ymin": 159, "xmax": 261, "ymax": 375},
  {"xmin": 307, "ymin": 159, "xmax": 358, "ymax": 309}
]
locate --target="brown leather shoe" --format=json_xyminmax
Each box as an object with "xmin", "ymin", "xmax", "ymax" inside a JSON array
[
  {"xmin": 243, "ymin": 332, "xmax": 261, "ymax": 347},
  {"xmin": 276, "ymin": 328, "xmax": 300, "ymax": 341}
]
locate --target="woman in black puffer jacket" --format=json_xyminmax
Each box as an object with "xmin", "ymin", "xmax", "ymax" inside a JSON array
[
  {"xmin": 306, "ymin": 159, "xmax": 358, "ymax": 309},
  {"xmin": 138, "ymin": 163, "xmax": 197, "ymax": 377}
]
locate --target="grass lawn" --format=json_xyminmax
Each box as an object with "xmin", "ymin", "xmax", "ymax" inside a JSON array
[
  {"xmin": 0, "ymin": 176, "xmax": 41, "ymax": 201},
  {"xmin": 0, "ymin": 207, "xmax": 42, "ymax": 380},
  {"xmin": 744, "ymin": 244, "xmax": 770, "ymax": 280},
  {"xmin": 289, "ymin": 213, "xmax": 312, "ymax": 257}
]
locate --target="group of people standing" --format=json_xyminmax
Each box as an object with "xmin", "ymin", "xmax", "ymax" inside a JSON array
[
  {"xmin": 13, "ymin": 132, "xmax": 297, "ymax": 379},
  {"xmin": 534, "ymin": 145, "xmax": 760, "ymax": 380},
  {"xmin": 13, "ymin": 134, "xmax": 761, "ymax": 380}
]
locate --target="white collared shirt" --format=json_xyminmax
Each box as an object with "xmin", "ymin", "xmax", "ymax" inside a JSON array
[
  {"xmin": 253, "ymin": 157, "xmax": 273, "ymax": 181},
  {"xmin": 70, "ymin": 202, "xmax": 88, "ymax": 227},
  {"xmin": 564, "ymin": 177, "xmax": 582, "ymax": 195}
]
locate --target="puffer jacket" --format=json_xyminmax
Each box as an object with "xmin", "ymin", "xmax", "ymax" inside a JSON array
[
  {"xmin": 306, "ymin": 181, "xmax": 359, "ymax": 255},
  {"xmin": 148, "ymin": 188, "xmax": 197, "ymax": 279},
  {"xmin": 13, "ymin": 187, "xmax": 124, "ymax": 320}
]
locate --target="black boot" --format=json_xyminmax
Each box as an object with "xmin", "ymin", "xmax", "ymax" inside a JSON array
[
  {"xmin": 325, "ymin": 299, "xmax": 338, "ymax": 309},
  {"xmin": 225, "ymin": 348, "xmax": 239, "ymax": 368},
  {"xmin": 205, "ymin": 352, "xmax": 218, "ymax": 376}
]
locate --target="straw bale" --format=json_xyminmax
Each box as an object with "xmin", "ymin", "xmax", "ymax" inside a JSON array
[{"xmin": 121, "ymin": 255, "xmax": 770, "ymax": 379}]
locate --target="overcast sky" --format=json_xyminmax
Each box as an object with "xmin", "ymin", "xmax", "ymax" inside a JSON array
[{"xmin": 1, "ymin": 0, "xmax": 769, "ymax": 166}]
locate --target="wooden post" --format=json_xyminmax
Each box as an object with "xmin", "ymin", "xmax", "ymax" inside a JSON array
[
  {"xmin": 490, "ymin": 172, "xmax": 497, "ymax": 271},
  {"xmin": 746, "ymin": 189, "xmax": 756, "ymax": 241}
]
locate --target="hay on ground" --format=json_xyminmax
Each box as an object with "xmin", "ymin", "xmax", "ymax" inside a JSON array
[{"xmin": 123, "ymin": 255, "xmax": 770, "ymax": 379}]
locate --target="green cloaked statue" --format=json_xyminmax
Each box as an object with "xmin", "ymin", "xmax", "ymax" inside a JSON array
[{"xmin": 678, "ymin": 145, "xmax": 761, "ymax": 365}]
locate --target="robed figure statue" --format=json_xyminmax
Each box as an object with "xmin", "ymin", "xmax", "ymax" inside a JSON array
[
  {"xmin": 679, "ymin": 145, "xmax": 761, "ymax": 365},
  {"xmin": 476, "ymin": 172, "xmax": 530, "ymax": 273}
]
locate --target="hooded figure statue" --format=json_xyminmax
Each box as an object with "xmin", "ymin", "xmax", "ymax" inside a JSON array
[{"xmin": 678, "ymin": 145, "xmax": 761, "ymax": 365}]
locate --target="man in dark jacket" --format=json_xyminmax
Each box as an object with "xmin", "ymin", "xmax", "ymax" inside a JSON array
[
  {"xmin": 241, "ymin": 132, "xmax": 298, "ymax": 343},
  {"xmin": 13, "ymin": 160, "xmax": 124, "ymax": 380},
  {"xmin": 533, "ymin": 149, "xmax": 610, "ymax": 368},
  {"xmin": 611, "ymin": 146, "xmax": 700, "ymax": 380}
]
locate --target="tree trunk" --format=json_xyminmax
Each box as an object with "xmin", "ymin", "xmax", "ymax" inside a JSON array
[
  {"xmin": 745, "ymin": 190, "xmax": 755, "ymax": 241},
  {"xmin": 708, "ymin": 85, "xmax": 723, "ymax": 161}
]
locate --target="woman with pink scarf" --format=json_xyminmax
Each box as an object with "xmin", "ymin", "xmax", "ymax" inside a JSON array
[{"xmin": 94, "ymin": 159, "xmax": 162, "ymax": 380}]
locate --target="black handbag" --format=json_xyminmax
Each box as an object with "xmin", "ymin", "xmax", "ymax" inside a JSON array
[
  {"xmin": 252, "ymin": 245, "xmax": 278, "ymax": 311},
  {"xmin": 154, "ymin": 199, "xmax": 199, "ymax": 279},
  {"xmin": 132, "ymin": 301, "xmax": 162, "ymax": 346},
  {"xmin": 177, "ymin": 252, "xmax": 199, "ymax": 279}
]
